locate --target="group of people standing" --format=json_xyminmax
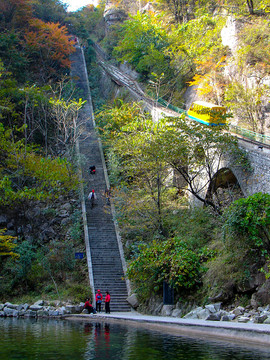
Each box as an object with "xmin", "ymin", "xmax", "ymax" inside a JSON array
[{"xmin": 84, "ymin": 289, "xmax": 111, "ymax": 314}]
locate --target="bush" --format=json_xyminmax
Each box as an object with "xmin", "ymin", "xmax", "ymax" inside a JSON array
[
  {"xmin": 66, "ymin": 283, "xmax": 92, "ymax": 303},
  {"xmin": 222, "ymin": 192, "xmax": 270, "ymax": 257},
  {"xmin": 203, "ymin": 193, "xmax": 270, "ymax": 299},
  {"xmin": 127, "ymin": 238, "xmax": 205, "ymax": 301}
]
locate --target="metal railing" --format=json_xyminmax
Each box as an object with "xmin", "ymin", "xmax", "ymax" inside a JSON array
[
  {"xmin": 157, "ymin": 97, "xmax": 270, "ymax": 146},
  {"xmin": 157, "ymin": 98, "xmax": 187, "ymax": 115},
  {"xmin": 229, "ymin": 125, "xmax": 270, "ymax": 146}
]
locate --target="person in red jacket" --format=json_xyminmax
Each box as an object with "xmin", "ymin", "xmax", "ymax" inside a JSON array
[
  {"xmin": 84, "ymin": 298, "xmax": 94, "ymax": 314},
  {"xmin": 95, "ymin": 289, "xmax": 103, "ymax": 312},
  {"xmin": 105, "ymin": 290, "xmax": 111, "ymax": 314}
]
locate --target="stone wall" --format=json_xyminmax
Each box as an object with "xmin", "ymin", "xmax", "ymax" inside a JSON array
[
  {"xmin": 190, "ymin": 141, "xmax": 270, "ymax": 208},
  {"xmin": 0, "ymin": 300, "xmax": 85, "ymax": 318}
]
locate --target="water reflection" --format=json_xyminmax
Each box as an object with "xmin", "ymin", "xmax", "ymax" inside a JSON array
[{"xmin": 1, "ymin": 318, "xmax": 270, "ymax": 360}]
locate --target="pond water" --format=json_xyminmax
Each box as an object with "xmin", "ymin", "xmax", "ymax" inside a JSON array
[{"xmin": 1, "ymin": 318, "xmax": 270, "ymax": 360}]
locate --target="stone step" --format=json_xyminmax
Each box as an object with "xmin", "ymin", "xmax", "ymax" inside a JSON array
[{"xmin": 72, "ymin": 46, "xmax": 130, "ymax": 312}]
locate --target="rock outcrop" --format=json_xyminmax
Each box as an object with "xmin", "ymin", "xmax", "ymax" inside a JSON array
[{"xmin": 0, "ymin": 300, "xmax": 84, "ymax": 318}]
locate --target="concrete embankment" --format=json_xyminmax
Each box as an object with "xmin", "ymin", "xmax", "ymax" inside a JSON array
[{"xmin": 64, "ymin": 312, "xmax": 270, "ymax": 347}]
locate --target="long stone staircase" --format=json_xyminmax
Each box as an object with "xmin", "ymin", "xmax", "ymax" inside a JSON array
[{"xmin": 71, "ymin": 45, "xmax": 131, "ymax": 312}]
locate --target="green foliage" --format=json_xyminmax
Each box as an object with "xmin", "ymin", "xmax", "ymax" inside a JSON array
[
  {"xmin": 167, "ymin": 14, "xmax": 226, "ymax": 91},
  {"xmin": 65, "ymin": 283, "xmax": 92, "ymax": 303},
  {"xmin": 222, "ymin": 192, "xmax": 270, "ymax": 257},
  {"xmin": 113, "ymin": 12, "xmax": 172, "ymax": 80},
  {"xmin": 69, "ymin": 210, "xmax": 83, "ymax": 243},
  {"xmin": 170, "ymin": 207, "xmax": 218, "ymax": 250},
  {"xmin": 0, "ymin": 31, "xmax": 29, "ymax": 83},
  {"xmin": 65, "ymin": 3, "xmax": 105, "ymax": 42},
  {"xmin": 127, "ymin": 238, "xmax": 205, "ymax": 300},
  {"xmin": 12, "ymin": 241, "xmax": 37, "ymax": 282},
  {"xmin": 203, "ymin": 193, "xmax": 270, "ymax": 298},
  {"xmin": 32, "ymin": 0, "xmax": 67, "ymax": 24},
  {"xmin": 0, "ymin": 123, "xmax": 79, "ymax": 206}
]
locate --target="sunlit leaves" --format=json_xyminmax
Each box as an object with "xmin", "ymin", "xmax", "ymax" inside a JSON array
[
  {"xmin": 113, "ymin": 12, "xmax": 171, "ymax": 79},
  {"xmin": 0, "ymin": 123, "xmax": 79, "ymax": 206},
  {"xmin": 25, "ymin": 19, "xmax": 75, "ymax": 75},
  {"xmin": 0, "ymin": 228, "xmax": 19, "ymax": 259}
]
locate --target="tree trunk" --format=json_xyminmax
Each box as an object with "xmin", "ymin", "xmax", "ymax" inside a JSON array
[{"xmin": 246, "ymin": 0, "xmax": 254, "ymax": 14}]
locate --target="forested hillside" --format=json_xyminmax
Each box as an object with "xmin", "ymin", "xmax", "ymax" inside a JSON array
[
  {"xmin": 75, "ymin": 0, "xmax": 270, "ymax": 310},
  {"xmin": 1, "ymin": 0, "xmax": 270, "ymax": 312},
  {"xmin": 0, "ymin": 0, "xmax": 90, "ymax": 303}
]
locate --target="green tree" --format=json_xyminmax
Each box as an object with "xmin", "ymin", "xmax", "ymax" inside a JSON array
[
  {"xmin": 127, "ymin": 238, "xmax": 204, "ymax": 300},
  {"xmin": 167, "ymin": 14, "xmax": 226, "ymax": 92},
  {"xmin": 158, "ymin": 116, "xmax": 242, "ymax": 213},
  {"xmin": 113, "ymin": 12, "xmax": 171, "ymax": 80},
  {"xmin": 97, "ymin": 102, "xmax": 170, "ymax": 235},
  {"xmin": 98, "ymin": 102, "xmax": 244, "ymax": 216},
  {"xmin": 0, "ymin": 123, "xmax": 79, "ymax": 206},
  {"xmin": 31, "ymin": 0, "xmax": 67, "ymax": 24},
  {"xmin": 222, "ymin": 192, "xmax": 270, "ymax": 257},
  {"xmin": 155, "ymin": 0, "xmax": 211, "ymax": 23}
]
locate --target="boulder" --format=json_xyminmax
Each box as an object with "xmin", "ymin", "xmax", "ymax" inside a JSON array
[
  {"xmin": 66, "ymin": 305, "xmax": 76, "ymax": 313},
  {"xmin": 221, "ymin": 314, "xmax": 235, "ymax": 321},
  {"xmin": 58, "ymin": 210, "xmax": 69, "ymax": 218},
  {"xmin": 13, "ymin": 310, "xmax": 19, "ymax": 317},
  {"xmin": 161, "ymin": 305, "xmax": 174, "ymax": 317},
  {"xmin": 37, "ymin": 309, "xmax": 49, "ymax": 317},
  {"xmin": 24, "ymin": 310, "xmax": 37, "ymax": 318},
  {"xmin": 126, "ymin": 294, "xmax": 139, "ymax": 309},
  {"xmin": 58, "ymin": 306, "xmax": 67, "ymax": 315},
  {"xmin": 216, "ymin": 310, "xmax": 230, "ymax": 318},
  {"xmin": 61, "ymin": 203, "xmax": 72, "ymax": 211},
  {"xmin": 206, "ymin": 313, "xmax": 221, "ymax": 321},
  {"xmin": 22, "ymin": 303, "xmax": 29, "ymax": 311},
  {"xmin": 0, "ymin": 311, "xmax": 5, "ymax": 317},
  {"xmin": 4, "ymin": 302, "xmax": 19, "ymax": 309},
  {"xmin": 153, "ymin": 302, "xmax": 163, "ymax": 316},
  {"xmin": 61, "ymin": 218, "xmax": 70, "ymax": 226},
  {"xmin": 18, "ymin": 310, "xmax": 26, "ymax": 317},
  {"xmin": 254, "ymin": 314, "xmax": 268, "ymax": 324},
  {"xmin": 183, "ymin": 307, "xmax": 204, "ymax": 319},
  {"xmin": 175, "ymin": 301, "xmax": 182, "ymax": 310},
  {"xmin": 0, "ymin": 215, "xmax": 8, "ymax": 225},
  {"xmin": 251, "ymin": 279, "xmax": 270, "ymax": 307},
  {"xmin": 29, "ymin": 305, "xmax": 43, "ymax": 311},
  {"xmin": 205, "ymin": 304, "xmax": 216, "ymax": 313},
  {"xmin": 7, "ymin": 221, "xmax": 14, "ymax": 230},
  {"xmin": 17, "ymin": 304, "xmax": 24, "ymax": 312},
  {"xmin": 171, "ymin": 309, "xmax": 182, "ymax": 318},
  {"xmin": 213, "ymin": 303, "xmax": 222, "ymax": 312},
  {"xmin": 263, "ymin": 317, "xmax": 270, "ymax": 324},
  {"xmin": 49, "ymin": 310, "xmax": 59, "ymax": 317},
  {"xmin": 4, "ymin": 308, "xmax": 15, "ymax": 317},
  {"xmin": 197, "ymin": 308, "xmax": 211, "ymax": 320},
  {"xmin": 75, "ymin": 305, "xmax": 84, "ymax": 313},
  {"xmin": 232, "ymin": 306, "xmax": 245, "ymax": 316},
  {"xmin": 34, "ymin": 300, "xmax": 44, "ymax": 306},
  {"xmin": 238, "ymin": 316, "xmax": 250, "ymax": 323}
]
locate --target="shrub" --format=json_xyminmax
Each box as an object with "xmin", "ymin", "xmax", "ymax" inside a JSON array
[
  {"xmin": 127, "ymin": 238, "xmax": 205, "ymax": 301},
  {"xmin": 222, "ymin": 192, "xmax": 270, "ymax": 257},
  {"xmin": 66, "ymin": 283, "xmax": 92, "ymax": 303}
]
